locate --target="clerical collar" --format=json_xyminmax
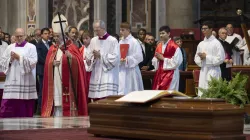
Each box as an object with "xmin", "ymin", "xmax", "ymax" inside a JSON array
[
  {"xmin": 15, "ymin": 41, "xmax": 27, "ymax": 47},
  {"xmin": 123, "ymin": 34, "xmax": 132, "ymax": 40},
  {"xmin": 98, "ymin": 32, "xmax": 110, "ymax": 40}
]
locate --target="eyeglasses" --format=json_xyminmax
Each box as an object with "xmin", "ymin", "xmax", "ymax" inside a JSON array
[{"xmin": 201, "ymin": 28, "xmax": 209, "ymax": 31}]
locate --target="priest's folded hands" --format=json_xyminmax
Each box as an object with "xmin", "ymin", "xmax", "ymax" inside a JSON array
[
  {"xmin": 11, "ymin": 51, "xmax": 20, "ymax": 61},
  {"xmin": 198, "ymin": 52, "xmax": 206, "ymax": 60},
  {"xmin": 93, "ymin": 50, "xmax": 100, "ymax": 59},
  {"xmin": 155, "ymin": 52, "xmax": 164, "ymax": 61},
  {"xmin": 120, "ymin": 58, "xmax": 126, "ymax": 63},
  {"xmin": 53, "ymin": 60, "xmax": 60, "ymax": 66}
]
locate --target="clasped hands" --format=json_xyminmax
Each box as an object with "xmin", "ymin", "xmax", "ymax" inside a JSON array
[
  {"xmin": 224, "ymin": 59, "xmax": 233, "ymax": 64},
  {"xmin": 93, "ymin": 50, "xmax": 100, "ymax": 59},
  {"xmin": 10, "ymin": 51, "xmax": 20, "ymax": 62},
  {"xmin": 198, "ymin": 52, "xmax": 206, "ymax": 60},
  {"xmin": 53, "ymin": 60, "xmax": 60, "ymax": 66},
  {"xmin": 120, "ymin": 58, "xmax": 126, "ymax": 63},
  {"xmin": 155, "ymin": 52, "xmax": 164, "ymax": 61}
]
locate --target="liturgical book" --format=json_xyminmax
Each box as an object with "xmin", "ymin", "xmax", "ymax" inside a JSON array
[
  {"xmin": 120, "ymin": 44, "xmax": 129, "ymax": 59},
  {"xmin": 226, "ymin": 36, "xmax": 239, "ymax": 46},
  {"xmin": 115, "ymin": 90, "xmax": 190, "ymax": 103}
]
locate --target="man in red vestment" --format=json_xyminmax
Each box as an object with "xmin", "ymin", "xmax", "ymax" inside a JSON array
[
  {"xmin": 152, "ymin": 26, "xmax": 183, "ymax": 90},
  {"xmin": 41, "ymin": 15, "xmax": 88, "ymax": 117}
]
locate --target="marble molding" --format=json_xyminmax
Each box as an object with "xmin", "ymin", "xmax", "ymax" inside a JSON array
[
  {"xmin": 26, "ymin": 0, "xmax": 36, "ymax": 36},
  {"xmin": 127, "ymin": 0, "xmax": 151, "ymax": 32},
  {"xmin": 53, "ymin": 0, "xmax": 90, "ymax": 30}
]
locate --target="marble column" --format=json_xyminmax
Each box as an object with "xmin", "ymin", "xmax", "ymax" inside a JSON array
[
  {"xmin": 166, "ymin": 0, "xmax": 198, "ymax": 29},
  {"xmin": 155, "ymin": 0, "xmax": 166, "ymax": 40},
  {"xmin": 116, "ymin": 0, "xmax": 122, "ymax": 34},
  {"xmin": 94, "ymin": 0, "xmax": 107, "ymax": 28},
  {"xmin": 0, "ymin": 0, "xmax": 8, "ymax": 33},
  {"xmin": 36, "ymin": 0, "xmax": 49, "ymax": 29},
  {"xmin": 0, "ymin": 0, "xmax": 26, "ymax": 35}
]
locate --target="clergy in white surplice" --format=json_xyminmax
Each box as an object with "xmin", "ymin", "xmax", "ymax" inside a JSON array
[
  {"xmin": 152, "ymin": 26, "xmax": 183, "ymax": 91},
  {"xmin": 0, "ymin": 39, "xmax": 8, "ymax": 63},
  {"xmin": 195, "ymin": 21, "xmax": 225, "ymax": 97},
  {"xmin": 118, "ymin": 22, "xmax": 144, "ymax": 95},
  {"xmin": 87, "ymin": 20, "xmax": 120, "ymax": 100},
  {"xmin": 225, "ymin": 23, "xmax": 243, "ymax": 65},
  {"xmin": 0, "ymin": 28, "xmax": 38, "ymax": 118},
  {"xmin": 242, "ymin": 30, "xmax": 250, "ymax": 65}
]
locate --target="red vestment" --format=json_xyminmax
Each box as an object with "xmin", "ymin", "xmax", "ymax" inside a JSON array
[
  {"xmin": 41, "ymin": 40, "xmax": 88, "ymax": 117},
  {"xmin": 152, "ymin": 40, "xmax": 178, "ymax": 90}
]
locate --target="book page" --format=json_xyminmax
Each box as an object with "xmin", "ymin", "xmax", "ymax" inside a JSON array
[
  {"xmin": 225, "ymin": 36, "xmax": 236, "ymax": 44},
  {"xmin": 115, "ymin": 90, "xmax": 173, "ymax": 103}
]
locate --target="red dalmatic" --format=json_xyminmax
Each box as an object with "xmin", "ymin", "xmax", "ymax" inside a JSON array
[{"xmin": 152, "ymin": 40, "xmax": 178, "ymax": 90}]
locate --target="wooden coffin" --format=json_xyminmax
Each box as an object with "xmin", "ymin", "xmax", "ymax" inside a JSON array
[{"xmin": 88, "ymin": 96, "xmax": 245, "ymax": 140}]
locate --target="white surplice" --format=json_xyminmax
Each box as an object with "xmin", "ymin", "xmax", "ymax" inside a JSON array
[
  {"xmin": 152, "ymin": 39, "xmax": 183, "ymax": 90},
  {"xmin": 118, "ymin": 34, "xmax": 144, "ymax": 95},
  {"xmin": 225, "ymin": 33, "xmax": 243, "ymax": 65},
  {"xmin": 0, "ymin": 41, "xmax": 8, "ymax": 73},
  {"xmin": 194, "ymin": 35, "xmax": 225, "ymax": 97},
  {"xmin": 86, "ymin": 35, "xmax": 120, "ymax": 98},
  {"xmin": 82, "ymin": 45, "xmax": 92, "ymax": 72},
  {"xmin": 0, "ymin": 43, "xmax": 38, "ymax": 99},
  {"xmin": 241, "ymin": 45, "xmax": 250, "ymax": 65}
]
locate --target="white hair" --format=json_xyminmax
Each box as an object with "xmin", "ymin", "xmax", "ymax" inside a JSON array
[{"xmin": 93, "ymin": 20, "xmax": 106, "ymax": 29}]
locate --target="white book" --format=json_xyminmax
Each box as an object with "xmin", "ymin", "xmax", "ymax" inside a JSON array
[{"xmin": 115, "ymin": 90, "xmax": 190, "ymax": 103}]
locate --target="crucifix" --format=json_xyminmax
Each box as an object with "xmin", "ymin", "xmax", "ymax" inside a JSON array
[{"xmin": 54, "ymin": 12, "xmax": 78, "ymax": 109}]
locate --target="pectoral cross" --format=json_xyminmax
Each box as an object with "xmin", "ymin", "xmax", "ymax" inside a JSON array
[{"xmin": 63, "ymin": 87, "xmax": 70, "ymax": 102}]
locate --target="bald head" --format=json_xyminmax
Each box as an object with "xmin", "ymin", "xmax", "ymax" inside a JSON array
[
  {"xmin": 93, "ymin": 20, "xmax": 106, "ymax": 37},
  {"xmin": 15, "ymin": 28, "xmax": 25, "ymax": 34},
  {"xmin": 218, "ymin": 27, "xmax": 227, "ymax": 40},
  {"xmin": 15, "ymin": 28, "xmax": 25, "ymax": 44}
]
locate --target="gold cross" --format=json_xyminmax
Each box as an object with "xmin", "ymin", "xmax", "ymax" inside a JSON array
[{"xmin": 63, "ymin": 87, "xmax": 70, "ymax": 102}]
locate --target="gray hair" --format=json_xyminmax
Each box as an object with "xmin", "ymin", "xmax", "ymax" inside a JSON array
[
  {"xmin": 218, "ymin": 27, "xmax": 227, "ymax": 34},
  {"xmin": 93, "ymin": 20, "xmax": 106, "ymax": 29}
]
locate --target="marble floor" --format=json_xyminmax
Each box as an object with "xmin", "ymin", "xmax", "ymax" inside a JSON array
[
  {"xmin": 0, "ymin": 116, "xmax": 89, "ymax": 130},
  {"xmin": 1, "ymin": 116, "xmax": 250, "ymax": 133}
]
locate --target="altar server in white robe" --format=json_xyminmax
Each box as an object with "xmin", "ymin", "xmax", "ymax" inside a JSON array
[
  {"xmin": 86, "ymin": 20, "xmax": 120, "ymax": 100},
  {"xmin": 0, "ymin": 28, "xmax": 37, "ymax": 118},
  {"xmin": 195, "ymin": 21, "xmax": 225, "ymax": 97},
  {"xmin": 242, "ymin": 30, "xmax": 250, "ymax": 65},
  {"xmin": 0, "ymin": 39, "xmax": 8, "ymax": 59},
  {"xmin": 226, "ymin": 23, "xmax": 243, "ymax": 65},
  {"xmin": 118, "ymin": 22, "xmax": 144, "ymax": 95},
  {"xmin": 0, "ymin": 39, "xmax": 8, "ymax": 72}
]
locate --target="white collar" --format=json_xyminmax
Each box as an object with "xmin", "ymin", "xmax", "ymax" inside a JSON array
[{"xmin": 123, "ymin": 34, "xmax": 133, "ymax": 40}]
